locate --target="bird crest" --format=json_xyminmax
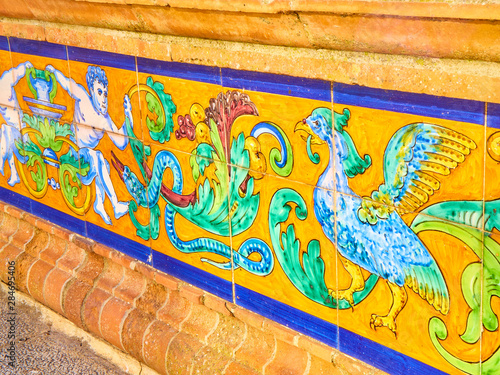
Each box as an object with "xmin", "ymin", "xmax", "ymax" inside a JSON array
[{"xmin": 295, "ymin": 107, "xmax": 372, "ymax": 177}]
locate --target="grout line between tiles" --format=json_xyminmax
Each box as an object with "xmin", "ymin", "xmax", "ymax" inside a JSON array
[{"xmin": 479, "ymin": 102, "xmax": 488, "ymax": 373}]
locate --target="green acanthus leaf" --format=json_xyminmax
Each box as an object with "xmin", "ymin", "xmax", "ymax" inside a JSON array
[
  {"xmin": 196, "ymin": 143, "xmax": 215, "ymax": 176},
  {"xmin": 22, "ymin": 113, "xmax": 40, "ymax": 130},
  {"xmin": 190, "ymin": 151, "xmax": 200, "ymax": 182},
  {"xmin": 209, "ymin": 118, "xmax": 225, "ymax": 163}
]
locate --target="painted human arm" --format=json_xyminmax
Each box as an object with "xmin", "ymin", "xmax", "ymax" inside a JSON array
[
  {"xmin": 45, "ymin": 64, "xmax": 88, "ymax": 101},
  {"xmin": 106, "ymin": 94, "xmax": 133, "ymax": 151},
  {"xmin": 10, "ymin": 61, "xmax": 33, "ymax": 86},
  {"xmin": 0, "ymin": 62, "xmax": 32, "ymax": 107}
]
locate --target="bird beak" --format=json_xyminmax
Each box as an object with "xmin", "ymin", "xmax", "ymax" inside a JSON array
[{"xmin": 294, "ymin": 119, "xmax": 325, "ymax": 145}]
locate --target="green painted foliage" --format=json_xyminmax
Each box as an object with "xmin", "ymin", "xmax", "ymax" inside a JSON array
[
  {"xmin": 269, "ymin": 188, "xmax": 378, "ymax": 309},
  {"xmin": 413, "ymin": 210, "xmax": 500, "ymax": 375},
  {"xmin": 145, "ymin": 76, "xmax": 176, "ymax": 143}
]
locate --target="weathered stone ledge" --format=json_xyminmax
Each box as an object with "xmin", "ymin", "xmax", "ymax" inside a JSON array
[
  {"xmin": 0, "ymin": 0, "xmax": 499, "ymax": 62},
  {"xmin": 76, "ymin": 0, "xmax": 500, "ymax": 20},
  {"xmin": 1, "ymin": 18, "xmax": 499, "ymax": 105}
]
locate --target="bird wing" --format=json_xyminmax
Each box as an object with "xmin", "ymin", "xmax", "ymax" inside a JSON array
[
  {"xmin": 358, "ymin": 123, "xmax": 476, "ymax": 224},
  {"xmin": 405, "ymin": 260, "xmax": 450, "ymax": 314}
]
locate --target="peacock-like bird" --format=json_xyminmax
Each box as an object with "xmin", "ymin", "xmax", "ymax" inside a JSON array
[{"xmin": 295, "ymin": 107, "xmax": 476, "ymax": 333}]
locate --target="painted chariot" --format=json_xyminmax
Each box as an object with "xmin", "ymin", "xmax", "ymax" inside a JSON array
[{"xmin": 15, "ymin": 67, "xmax": 91, "ymax": 215}]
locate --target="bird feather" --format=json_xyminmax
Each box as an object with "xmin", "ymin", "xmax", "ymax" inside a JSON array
[{"xmin": 358, "ymin": 123, "xmax": 476, "ymax": 223}]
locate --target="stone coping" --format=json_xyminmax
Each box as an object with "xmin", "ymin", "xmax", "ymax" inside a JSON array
[
  {"xmin": 1, "ymin": 18, "xmax": 499, "ymax": 105},
  {"xmin": 0, "ymin": 0, "xmax": 499, "ymax": 63},
  {"xmin": 76, "ymin": 0, "xmax": 500, "ymax": 20},
  {"xmin": 0, "ymin": 201, "xmax": 386, "ymax": 375}
]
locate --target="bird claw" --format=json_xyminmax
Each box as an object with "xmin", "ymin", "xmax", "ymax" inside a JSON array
[
  {"xmin": 328, "ymin": 288, "xmax": 355, "ymax": 310},
  {"xmin": 370, "ymin": 314, "xmax": 397, "ymax": 337},
  {"xmin": 370, "ymin": 320, "xmax": 376, "ymax": 331}
]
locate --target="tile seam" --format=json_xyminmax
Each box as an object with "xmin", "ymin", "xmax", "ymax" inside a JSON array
[
  {"xmin": 164, "ymin": 330, "xmax": 181, "ymax": 375},
  {"xmin": 41, "ymin": 266, "xmax": 57, "ymax": 307},
  {"xmin": 155, "ymin": 288, "xmax": 171, "ymax": 321},
  {"xmin": 24, "ymin": 256, "xmax": 40, "ymax": 297},
  {"xmin": 203, "ymin": 310, "xmax": 220, "ymax": 345},
  {"xmin": 231, "ymin": 321, "xmax": 248, "ymax": 358},
  {"xmin": 97, "ymin": 294, "xmax": 114, "ymax": 339}
]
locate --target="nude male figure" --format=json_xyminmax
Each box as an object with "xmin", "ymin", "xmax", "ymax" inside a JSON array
[
  {"xmin": 46, "ymin": 64, "xmax": 132, "ymax": 225},
  {"xmin": 0, "ymin": 61, "xmax": 32, "ymax": 186}
]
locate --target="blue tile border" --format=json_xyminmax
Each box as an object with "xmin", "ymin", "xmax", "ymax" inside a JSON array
[
  {"xmin": 153, "ymin": 250, "xmax": 233, "ymax": 301},
  {"xmin": 236, "ymin": 284, "xmax": 448, "ymax": 375},
  {"xmin": 339, "ymin": 327, "xmax": 448, "ymax": 375},
  {"xmin": 9, "ymin": 38, "xmax": 68, "ymax": 61},
  {"xmin": 68, "ymin": 46, "xmax": 136, "ymax": 72},
  {"xmin": 0, "ymin": 186, "xmax": 31, "ymax": 213},
  {"xmin": 138, "ymin": 57, "xmax": 221, "ymax": 86},
  {"xmin": 235, "ymin": 284, "xmax": 338, "ymax": 347},
  {"xmin": 87, "ymin": 222, "xmax": 150, "ymax": 264},
  {"xmin": 222, "ymin": 68, "xmax": 331, "ymax": 102},
  {"xmin": 334, "ymin": 83, "xmax": 485, "ymax": 125},
  {"xmin": 487, "ymin": 103, "xmax": 500, "ymax": 130},
  {"xmin": 0, "ymin": 36, "xmax": 9, "ymax": 52},
  {"xmin": 30, "ymin": 200, "xmax": 87, "ymax": 237}
]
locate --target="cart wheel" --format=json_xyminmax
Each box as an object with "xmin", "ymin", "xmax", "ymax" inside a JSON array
[
  {"xmin": 16, "ymin": 128, "xmax": 48, "ymax": 199},
  {"xmin": 59, "ymin": 162, "xmax": 92, "ymax": 216}
]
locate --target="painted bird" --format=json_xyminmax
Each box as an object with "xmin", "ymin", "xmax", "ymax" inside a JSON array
[{"xmin": 295, "ymin": 107, "xmax": 476, "ymax": 334}]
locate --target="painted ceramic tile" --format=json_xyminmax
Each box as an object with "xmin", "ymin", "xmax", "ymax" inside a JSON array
[
  {"xmin": 79, "ymin": 127, "xmax": 151, "ymax": 253},
  {"xmin": 136, "ymin": 58, "xmax": 222, "ymax": 157},
  {"xmin": 222, "ymin": 69, "xmax": 334, "ymax": 189},
  {"xmin": 480, "ymin": 230, "xmax": 500, "ymax": 375},
  {"xmin": 233, "ymin": 171, "xmax": 339, "ymax": 329},
  {"xmin": 486, "ymin": 104, "xmax": 500, "ymax": 204},
  {"xmin": 333, "ymin": 85, "xmax": 486, "ymax": 230},
  {"xmin": 0, "ymin": 36, "xmax": 14, "ymax": 109},
  {"xmin": 9, "ymin": 39, "xmax": 74, "ymax": 125},
  {"xmin": 0, "ymin": 119, "xmax": 33, "ymax": 202},
  {"xmin": 146, "ymin": 142, "xmax": 234, "ymax": 285},
  {"xmin": 482, "ymin": 107, "xmax": 500, "ymax": 371},
  {"xmin": 2, "ymin": 37, "xmax": 500, "ymax": 375},
  {"xmin": 336, "ymin": 192, "xmax": 483, "ymax": 374},
  {"xmin": 67, "ymin": 46, "xmax": 141, "ymax": 140},
  {"xmin": 16, "ymin": 114, "xmax": 89, "ymax": 235}
]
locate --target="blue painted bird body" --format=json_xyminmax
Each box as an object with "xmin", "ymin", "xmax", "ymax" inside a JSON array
[
  {"xmin": 313, "ymin": 130, "xmax": 436, "ymax": 288},
  {"xmin": 298, "ymin": 107, "xmax": 476, "ymax": 322}
]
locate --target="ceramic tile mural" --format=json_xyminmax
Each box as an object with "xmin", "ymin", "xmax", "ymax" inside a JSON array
[{"xmin": 0, "ymin": 37, "xmax": 498, "ymax": 375}]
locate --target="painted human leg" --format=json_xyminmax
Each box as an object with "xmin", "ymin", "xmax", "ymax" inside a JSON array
[
  {"xmin": 0, "ymin": 125, "xmax": 21, "ymax": 187},
  {"xmin": 0, "ymin": 125, "xmax": 8, "ymax": 176},
  {"xmin": 95, "ymin": 150, "xmax": 129, "ymax": 220},
  {"xmin": 93, "ymin": 176, "xmax": 111, "ymax": 224}
]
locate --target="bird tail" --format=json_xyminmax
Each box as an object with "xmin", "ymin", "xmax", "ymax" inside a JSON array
[{"xmin": 405, "ymin": 262, "xmax": 450, "ymax": 315}]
